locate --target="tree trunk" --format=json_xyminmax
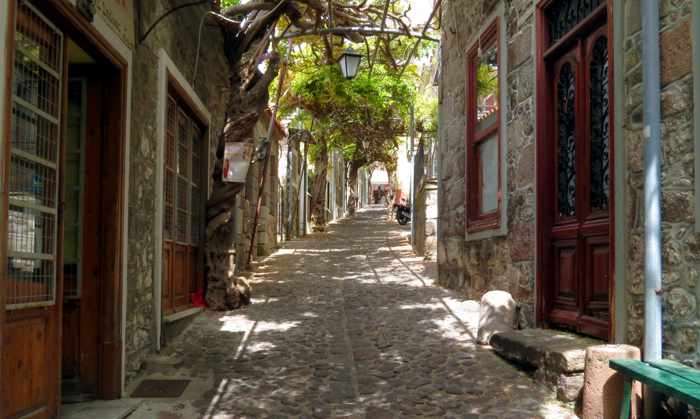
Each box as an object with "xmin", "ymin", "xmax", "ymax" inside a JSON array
[
  {"xmin": 205, "ymin": 43, "xmax": 280, "ymax": 310},
  {"xmin": 309, "ymin": 140, "xmax": 329, "ymax": 230},
  {"xmin": 346, "ymin": 160, "xmax": 361, "ymax": 216}
]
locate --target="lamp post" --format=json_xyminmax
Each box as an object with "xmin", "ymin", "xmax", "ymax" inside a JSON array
[{"xmin": 338, "ymin": 48, "xmax": 362, "ymax": 80}]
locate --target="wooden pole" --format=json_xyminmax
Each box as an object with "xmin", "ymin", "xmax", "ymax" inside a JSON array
[{"xmin": 247, "ymin": 39, "xmax": 292, "ymax": 268}]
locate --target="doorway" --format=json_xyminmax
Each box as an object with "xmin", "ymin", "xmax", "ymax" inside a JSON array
[
  {"xmin": 1, "ymin": 1, "xmax": 126, "ymax": 416},
  {"xmin": 60, "ymin": 41, "xmax": 109, "ymax": 403},
  {"xmin": 536, "ymin": 0, "xmax": 614, "ymax": 340}
]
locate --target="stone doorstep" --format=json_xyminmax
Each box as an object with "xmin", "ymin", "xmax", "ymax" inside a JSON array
[{"xmin": 490, "ymin": 328, "xmax": 602, "ymax": 403}]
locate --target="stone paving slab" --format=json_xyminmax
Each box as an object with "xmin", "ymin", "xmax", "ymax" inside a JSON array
[{"xmin": 127, "ymin": 207, "xmax": 577, "ymax": 419}]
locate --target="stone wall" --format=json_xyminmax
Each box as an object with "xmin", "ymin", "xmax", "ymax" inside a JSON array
[
  {"xmin": 439, "ymin": 0, "xmax": 700, "ymax": 370},
  {"xmin": 126, "ymin": 0, "xmax": 228, "ymax": 382},
  {"xmin": 438, "ymin": 0, "xmax": 538, "ymax": 327},
  {"xmin": 621, "ymin": 0, "xmax": 700, "ymax": 366}
]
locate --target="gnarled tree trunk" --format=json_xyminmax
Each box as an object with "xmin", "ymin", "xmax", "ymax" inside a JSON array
[
  {"xmin": 205, "ymin": 37, "xmax": 280, "ymax": 310},
  {"xmin": 346, "ymin": 159, "xmax": 361, "ymax": 216},
  {"xmin": 309, "ymin": 140, "xmax": 329, "ymax": 230}
]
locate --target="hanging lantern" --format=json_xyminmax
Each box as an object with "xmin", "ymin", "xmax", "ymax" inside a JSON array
[{"xmin": 338, "ymin": 48, "xmax": 362, "ymax": 80}]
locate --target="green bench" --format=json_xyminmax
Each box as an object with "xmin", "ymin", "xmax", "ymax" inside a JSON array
[{"xmin": 609, "ymin": 358, "xmax": 700, "ymax": 419}]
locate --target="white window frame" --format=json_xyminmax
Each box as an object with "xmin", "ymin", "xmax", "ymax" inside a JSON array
[{"xmin": 154, "ymin": 49, "xmax": 211, "ymax": 350}]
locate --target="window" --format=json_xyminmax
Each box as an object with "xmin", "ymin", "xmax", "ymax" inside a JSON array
[
  {"xmin": 466, "ymin": 18, "xmax": 501, "ymax": 231},
  {"xmin": 6, "ymin": 2, "xmax": 63, "ymax": 308},
  {"xmin": 162, "ymin": 88, "xmax": 206, "ymax": 314},
  {"xmin": 163, "ymin": 94, "xmax": 204, "ymax": 245}
]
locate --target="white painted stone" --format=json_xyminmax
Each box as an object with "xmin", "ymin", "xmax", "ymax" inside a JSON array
[{"xmin": 477, "ymin": 290, "xmax": 516, "ymax": 345}]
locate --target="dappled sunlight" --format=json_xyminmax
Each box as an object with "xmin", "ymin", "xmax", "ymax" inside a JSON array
[{"xmin": 131, "ymin": 208, "xmax": 573, "ymax": 418}]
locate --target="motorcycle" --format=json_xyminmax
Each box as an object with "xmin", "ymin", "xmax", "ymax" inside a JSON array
[{"xmin": 393, "ymin": 201, "xmax": 411, "ymax": 225}]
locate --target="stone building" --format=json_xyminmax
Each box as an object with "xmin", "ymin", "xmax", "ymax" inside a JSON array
[
  {"xmin": 438, "ymin": 0, "xmax": 699, "ymax": 390},
  {"xmin": 0, "ymin": 0, "xmax": 285, "ymax": 414}
]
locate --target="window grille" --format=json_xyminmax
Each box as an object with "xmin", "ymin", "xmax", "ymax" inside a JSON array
[
  {"xmin": 7, "ymin": 1, "xmax": 62, "ymax": 308},
  {"xmin": 163, "ymin": 93, "xmax": 205, "ymax": 246},
  {"xmin": 164, "ymin": 97, "xmax": 177, "ymax": 240}
]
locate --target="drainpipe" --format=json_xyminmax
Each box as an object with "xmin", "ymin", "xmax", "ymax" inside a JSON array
[{"xmin": 641, "ymin": 0, "xmax": 663, "ymax": 415}]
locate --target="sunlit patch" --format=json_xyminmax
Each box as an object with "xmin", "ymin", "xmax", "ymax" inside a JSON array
[
  {"xmin": 399, "ymin": 302, "xmax": 443, "ymax": 310},
  {"xmin": 300, "ymin": 311, "xmax": 318, "ymax": 318},
  {"xmin": 249, "ymin": 297, "xmax": 279, "ymax": 304},
  {"xmin": 246, "ymin": 341, "xmax": 276, "ymax": 352},
  {"xmin": 218, "ymin": 316, "xmax": 299, "ymax": 333}
]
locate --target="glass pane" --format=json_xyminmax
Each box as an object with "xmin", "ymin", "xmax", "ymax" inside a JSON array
[
  {"xmin": 9, "ymin": 151, "xmax": 57, "ymax": 208},
  {"xmin": 475, "ymin": 43, "xmax": 499, "ymax": 132},
  {"xmin": 164, "ymin": 170, "xmax": 175, "ymax": 240},
  {"xmin": 479, "ymin": 135, "xmax": 499, "ymax": 214},
  {"xmin": 589, "ymin": 37, "xmax": 610, "ymax": 211},
  {"xmin": 11, "ymin": 103, "xmax": 58, "ymax": 161},
  {"xmin": 63, "ymin": 80, "xmax": 85, "ymax": 298},
  {"xmin": 13, "ymin": 50, "xmax": 61, "ymax": 116},
  {"xmin": 177, "ymin": 111, "xmax": 189, "ymax": 177},
  {"xmin": 8, "ymin": 205, "xmax": 55, "ymax": 255},
  {"xmin": 191, "ymin": 186, "xmax": 201, "ymax": 245},
  {"xmin": 557, "ymin": 63, "xmax": 576, "ymax": 217}
]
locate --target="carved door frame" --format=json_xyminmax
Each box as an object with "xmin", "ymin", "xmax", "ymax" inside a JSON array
[{"xmin": 535, "ymin": 0, "xmax": 616, "ymax": 341}]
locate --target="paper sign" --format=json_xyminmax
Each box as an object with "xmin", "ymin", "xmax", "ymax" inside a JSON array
[{"xmin": 223, "ymin": 142, "xmax": 254, "ymax": 183}]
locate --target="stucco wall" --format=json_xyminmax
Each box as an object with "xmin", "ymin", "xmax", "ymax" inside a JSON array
[
  {"xmin": 125, "ymin": 0, "xmax": 228, "ymax": 382},
  {"xmin": 438, "ymin": 0, "xmax": 538, "ymax": 327}
]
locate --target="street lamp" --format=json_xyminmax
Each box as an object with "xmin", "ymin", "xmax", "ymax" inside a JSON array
[{"xmin": 338, "ymin": 48, "xmax": 362, "ymax": 80}]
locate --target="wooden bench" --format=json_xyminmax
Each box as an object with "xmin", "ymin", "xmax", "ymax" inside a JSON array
[{"xmin": 609, "ymin": 358, "xmax": 700, "ymax": 419}]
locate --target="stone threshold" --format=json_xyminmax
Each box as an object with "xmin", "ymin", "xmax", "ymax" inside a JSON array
[
  {"xmin": 490, "ymin": 328, "xmax": 602, "ymax": 403},
  {"xmin": 164, "ymin": 307, "xmax": 204, "ymax": 324}
]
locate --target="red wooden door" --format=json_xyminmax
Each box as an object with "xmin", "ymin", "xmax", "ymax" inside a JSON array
[{"xmin": 542, "ymin": 7, "xmax": 612, "ymax": 340}]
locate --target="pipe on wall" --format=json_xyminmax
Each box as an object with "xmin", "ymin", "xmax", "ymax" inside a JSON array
[{"xmin": 641, "ymin": 0, "xmax": 663, "ymax": 414}]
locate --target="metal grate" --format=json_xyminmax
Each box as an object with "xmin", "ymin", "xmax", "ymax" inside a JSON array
[
  {"xmin": 7, "ymin": 1, "xmax": 62, "ymax": 309},
  {"xmin": 164, "ymin": 97, "xmax": 177, "ymax": 240},
  {"xmin": 164, "ymin": 94, "xmax": 205, "ymax": 246}
]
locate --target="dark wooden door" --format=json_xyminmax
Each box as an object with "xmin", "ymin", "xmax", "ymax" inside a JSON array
[
  {"xmin": 542, "ymin": 12, "xmax": 612, "ymax": 340},
  {"xmin": 2, "ymin": 2, "xmax": 65, "ymax": 416}
]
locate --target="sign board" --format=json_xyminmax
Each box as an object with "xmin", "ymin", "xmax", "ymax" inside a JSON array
[{"xmin": 222, "ymin": 142, "xmax": 254, "ymax": 183}]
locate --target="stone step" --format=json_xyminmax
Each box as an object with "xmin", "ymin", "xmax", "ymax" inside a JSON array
[{"xmin": 490, "ymin": 328, "xmax": 602, "ymax": 403}]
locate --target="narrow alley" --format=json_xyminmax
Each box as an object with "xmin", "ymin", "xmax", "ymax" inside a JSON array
[{"xmin": 127, "ymin": 207, "xmax": 573, "ymax": 419}]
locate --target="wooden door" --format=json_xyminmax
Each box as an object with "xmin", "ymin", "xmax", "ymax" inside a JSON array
[
  {"xmin": 2, "ymin": 2, "xmax": 65, "ymax": 416},
  {"xmin": 540, "ymin": 3, "xmax": 612, "ymax": 340},
  {"xmin": 61, "ymin": 72, "xmax": 103, "ymax": 398}
]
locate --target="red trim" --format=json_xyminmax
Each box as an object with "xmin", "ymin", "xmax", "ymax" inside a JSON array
[{"xmin": 465, "ymin": 17, "xmax": 502, "ymax": 233}]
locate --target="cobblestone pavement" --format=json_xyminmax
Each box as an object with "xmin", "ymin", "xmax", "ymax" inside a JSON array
[{"xmin": 129, "ymin": 207, "xmax": 576, "ymax": 419}]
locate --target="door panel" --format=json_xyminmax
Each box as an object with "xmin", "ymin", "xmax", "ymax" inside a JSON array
[
  {"xmin": 542, "ymin": 13, "xmax": 612, "ymax": 340},
  {"xmin": 172, "ymin": 244, "xmax": 189, "ymax": 311},
  {"xmin": 3, "ymin": 315, "xmax": 50, "ymax": 418},
  {"xmin": 163, "ymin": 241, "xmax": 173, "ymax": 314}
]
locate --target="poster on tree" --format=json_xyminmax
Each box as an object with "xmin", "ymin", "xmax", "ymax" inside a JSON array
[{"xmin": 223, "ymin": 142, "xmax": 254, "ymax": 183}]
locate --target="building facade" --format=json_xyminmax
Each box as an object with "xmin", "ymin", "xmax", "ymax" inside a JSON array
[
  {"xmin": 438, "ymin": 0, "xmax": 698, "ymax": 366},
  {"xmin": 0, "ymin": 0, "xmax": 285, "ymax": 415}
]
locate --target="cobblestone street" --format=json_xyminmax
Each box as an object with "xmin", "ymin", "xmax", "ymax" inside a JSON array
[{"xmin": 129, "ymin": 207, "xmax": 575, "ymax": 419}]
